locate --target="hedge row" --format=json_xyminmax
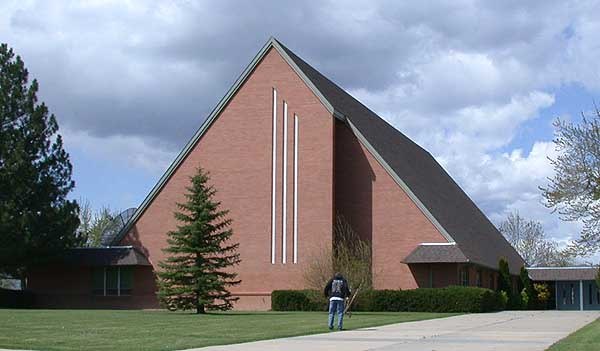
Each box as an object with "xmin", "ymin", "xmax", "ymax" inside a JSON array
[
  {"xmin": 271, "ymin": 290, "xmax": 328, "ymax": 311},
  {"xmin": 0, "ymin": 288, "xmax": 34, "ymax": 308},
  {"xmin": 272, "ymin": 286, "xmax": 506, "ymax": 313}
]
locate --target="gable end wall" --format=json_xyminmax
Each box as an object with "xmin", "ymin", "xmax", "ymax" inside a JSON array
[
  {"xmin": 334, "ymin": 120, "xmax": 448, "ymax": 289},
  {"xmin": 120, "ymin": 48, "xmax": 334, "ymax": 310}
]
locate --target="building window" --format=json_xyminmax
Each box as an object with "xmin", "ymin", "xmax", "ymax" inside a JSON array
[
  {"xmin": 428, "ymin": 265, "xmax": 434, "ymax": 288},
  {"xmin": 475, "ymin": 270, "xmax": 482, "ymax": 287},
  {"xmin": 459, "ymin": 267, "xmax": 469, "ymax": 286},
  {"xmin": 489, "ymin": 274, "xmax": 495, "ymax": 290},
  {"xmin": 92, "ymin": 267, "xmax": 133, "ymax": 296},
  {"xmin": 590, "ymin": 283, "xmax": 593, "ymax": 305}
]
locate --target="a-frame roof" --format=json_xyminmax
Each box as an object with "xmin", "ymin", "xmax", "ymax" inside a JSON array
[{"xmin": 113, "ymin": 37, "xmax": 525, "ymax": 274}]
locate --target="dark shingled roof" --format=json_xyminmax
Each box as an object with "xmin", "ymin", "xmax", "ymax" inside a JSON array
[
  {"xmin": 110, "ymin": 38, "xmax": 525, "ymax": 274},
  {"xmin": 60, "ymin": 247, "xmax": 151, "ymax": 266},
  {"xmin": 403, "ymin": 244, "xmax": 469, "ymax": 264},
  {"xmin": 529, "ymin": 267, "xmax": 599, "ymax": 281},
  {"xmin": 277, "ymin": 40, "xmax": 525, "ymax": 274}
]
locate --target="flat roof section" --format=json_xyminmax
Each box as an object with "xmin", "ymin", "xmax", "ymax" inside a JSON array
[{"xmin": 528, "ymin": 266, "xmax": 599, "ymax": 281}]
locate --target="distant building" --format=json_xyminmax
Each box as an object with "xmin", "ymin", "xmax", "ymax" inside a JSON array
[
  {"xmin": 529, "ymin": 266, "xmax": 600, "ymax": 310},
  {"xmin": 27, "ymin": 38, "xmax": 524, "ymax": 310}
]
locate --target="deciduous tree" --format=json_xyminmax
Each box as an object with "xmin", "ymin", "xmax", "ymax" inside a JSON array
[
  {"xmin": 77, "ymin": 199, "xmax": 117, "ymax": 247},
  {"xmin": 303, "ymin": 214, "xmax": 372, "ymax": 295},
  {"xmin": 542, "ymin": 109, "xmax": 600, "ymax": 255},
  {"xmin": 499, "ymin": 211, "xmax": 573, "ymax": 266}
]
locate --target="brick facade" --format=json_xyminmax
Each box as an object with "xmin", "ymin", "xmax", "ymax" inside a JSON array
[
  {"xmin": 27, "ymin": 43, "xmax": 513, "ymax": 310},
  {"xmin": 335, "ymin": 120, "xmax": 449, "ymax": 290},
  {"xmin": 119, "ymin": 48, "xmax": 334, "ymax": 310},
  {"xmin": 27, "ymin": 265, "xmax": 156, "ymax": 309}
]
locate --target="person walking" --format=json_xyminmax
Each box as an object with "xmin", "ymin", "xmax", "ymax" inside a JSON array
[{"xmin": 324, "ymin": 272, "xmax": 351, "ymax": 330}]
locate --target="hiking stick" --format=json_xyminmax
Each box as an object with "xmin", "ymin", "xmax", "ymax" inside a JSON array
[{"xmin": 344, "ymin": 286, "xmax": 361, "ymax": 318}]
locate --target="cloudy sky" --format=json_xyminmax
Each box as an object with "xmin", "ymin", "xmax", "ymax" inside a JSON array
[{"xmin": 2, "ymin": 1, "xmax": 599, "ymax": 252}]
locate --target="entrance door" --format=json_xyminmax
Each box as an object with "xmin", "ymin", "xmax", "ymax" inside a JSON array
[
  {"xmin": 583, "ymin": 281, "xmax": 600, "ymax": 310},
  {"xmin": 556, "ymin": 281, "xmax": 580, "ymax": 310}
]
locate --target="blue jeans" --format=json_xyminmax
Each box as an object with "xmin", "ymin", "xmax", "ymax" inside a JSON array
[{"xmin": 328, "ymin": 299, "xmax": 345, "ymax": 330}]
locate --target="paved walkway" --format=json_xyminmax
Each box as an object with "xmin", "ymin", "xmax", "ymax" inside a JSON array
[{"xmin": 190, "ymin": 311, "xmax": 600, "ymax": 351}]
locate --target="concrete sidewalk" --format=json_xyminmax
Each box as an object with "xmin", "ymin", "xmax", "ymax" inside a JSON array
[{"xmin": 189, "ymin": 311, "xmax": 599, "ymax": 351}]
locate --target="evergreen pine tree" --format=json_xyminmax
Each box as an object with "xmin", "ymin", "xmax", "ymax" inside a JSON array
[
  {"xmin": 498, "ymin": 258, "xmax": 520, "ymax": 309},
  {"xmin": 0, "ymin": 43, "xmax": 80, "ymax": 283},
  {"xmin": 520, "ymin": 266, "xmax": 536, "ymax": 309},
  {"xmin": 157, "ymin": 167, "xmax": 240, "ymax": 314}
]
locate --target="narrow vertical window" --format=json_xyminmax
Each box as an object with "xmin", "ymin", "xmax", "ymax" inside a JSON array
[
  {"xmin": 459, "ymin": 267, "xmax": 469, "ymax": 286},
  {"xmin": 570, "ymin": 284, "xmax": 575, "ymax": 305},
  {"xmin": 293, "ymin": 114, "xmax": 299, "ymax": 264},
  {"xmin": 282, "ymin": 102, "xmax": 288, "ymax": 264},
  {"xmin": 271, "ymin": 89, "xmax": 277, "ymax": 264}
]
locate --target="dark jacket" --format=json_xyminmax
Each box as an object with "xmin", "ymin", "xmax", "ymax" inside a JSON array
[{"xmin": 324, "ymin": 275, "xmax": 351, "ymax": 299}]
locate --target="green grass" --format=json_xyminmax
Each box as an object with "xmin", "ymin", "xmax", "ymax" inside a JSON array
[
  {"xmin": 547, "ymin": 317, "xmax": 600, "ymax": 351},
  {"xmin": 0, "ymin": 309, "xmax": 456, "ymax": 351}
]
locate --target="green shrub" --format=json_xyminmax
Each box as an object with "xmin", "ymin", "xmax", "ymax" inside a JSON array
[
  {"xmin": 272, "ymin": 286, "xmax": 505, "ymax": 313},
  {"xmin": 271, "ymin": 290, "xmax": 327, "ymax": 311}
]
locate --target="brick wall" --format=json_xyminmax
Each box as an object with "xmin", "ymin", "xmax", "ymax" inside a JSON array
[
  {"xmin": 27, "ymin": 265, "xmax": 156, "ymax": 309},
  {"xmin": 334, "ymin": 120, "xmax": 448, "ymax": 290},
  {"xmin": 120, "ymin": 48, "xmax": 334, "ymax": 310}
]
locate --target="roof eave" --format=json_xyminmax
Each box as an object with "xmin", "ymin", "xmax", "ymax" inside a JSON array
[{"xmin": 345, "ymin": 118, "xmax": 456, "ymax": 244}]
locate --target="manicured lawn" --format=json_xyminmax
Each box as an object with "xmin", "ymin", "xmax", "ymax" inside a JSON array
[
  {"xmin": 547, "ymin": 317, "xmax": 600, "ymax": 351},
  {"xmin": 0, "ymin": 309, "xmax": 456, "ymax": 351}
]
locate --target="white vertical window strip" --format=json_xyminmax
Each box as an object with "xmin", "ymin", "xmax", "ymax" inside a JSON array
[
  {"xmin": 271, "ymin": 89, "xmax": 277, "ymax": 264},
  {"xmin": 293, "ymin": 114, "xmax": 299, "ymax": 264},
  {"xmin": 282, "ymin": 102, "xmax": 288, "ymax": 264}
]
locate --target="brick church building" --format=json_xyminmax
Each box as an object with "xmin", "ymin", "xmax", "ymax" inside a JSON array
[{"xmin": 28, "ymin": 38, "xmax": 524, "ymax": 310}]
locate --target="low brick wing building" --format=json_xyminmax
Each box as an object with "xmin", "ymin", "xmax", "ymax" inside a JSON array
[{"xmin": 28, "ymin": 38, "xmax": 525, "ymax": 310}]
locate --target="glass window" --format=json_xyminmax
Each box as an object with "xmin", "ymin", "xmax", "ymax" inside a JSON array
[
  {"xmin": 570, "ymin": 284, "xmax": 575, "ymax": 305},
  {"xmin": 475, "ymin": 270, "xmax": 482, "ymax": 287},
  {"xmin": 589, "ymin": 284, "xmax": 593, "ymax": 305},
  {"xmin": 106, "ymin": 267, "xmax": 119, "ymax": 296},
  {"xmin": 120, "ymin": 267, "xmax": 133, "ymax": 296},
  {"xmin": 91, "ymin": 266, "xmax": 133, "ymax": 296},
  {"xmin": 460, "ymin": 267, "xmax": 469, "ymax": 286},
  {"xmin": 92, "ymin": 268, "xmax": 105, "ymax": 295}
]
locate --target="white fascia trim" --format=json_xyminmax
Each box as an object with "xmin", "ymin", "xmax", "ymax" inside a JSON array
[
  {"xmin": 76, "ymin": 246, "xmax": 133, "ymax": 250},
  {"xmin": 527, "ymin": 266, "xmax": 599, "ymax": 270},
  {"xmin": 270, "ymin": 39, "xmax": 337, "ymax": 118},
  {"xmin": 293, "ymin": 114, "xmax": 299, "ymax": 264},
  {"xmin": 345, "ymin": 118, "xmax": 455, "ymax": 243},
  {"xmin": 419, "ymin": 242, "xmax": 457, "ymax": 246},
  {"xmin": 114, "ymin": 37, "xmax": 343, "ymax": 246},
  {"xmin": 271, "ymin": 89, "xmax": 277, "ymax": 264},
  {"xmin": 113, "ymin": 38, "xmax": 280, "ymax": 245},
  {"xmin": 282, "ymin": 101, "xmax": 288, "ymax": 264}
]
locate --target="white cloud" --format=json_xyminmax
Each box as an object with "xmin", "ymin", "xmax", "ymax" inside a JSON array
[
  {"xmin": 2, "ymin": 0, "xmax": 600, "ymax": 251},
  {"xmin": 61, "ymin": 128, "xmax": 176, "ymax": 175}
]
